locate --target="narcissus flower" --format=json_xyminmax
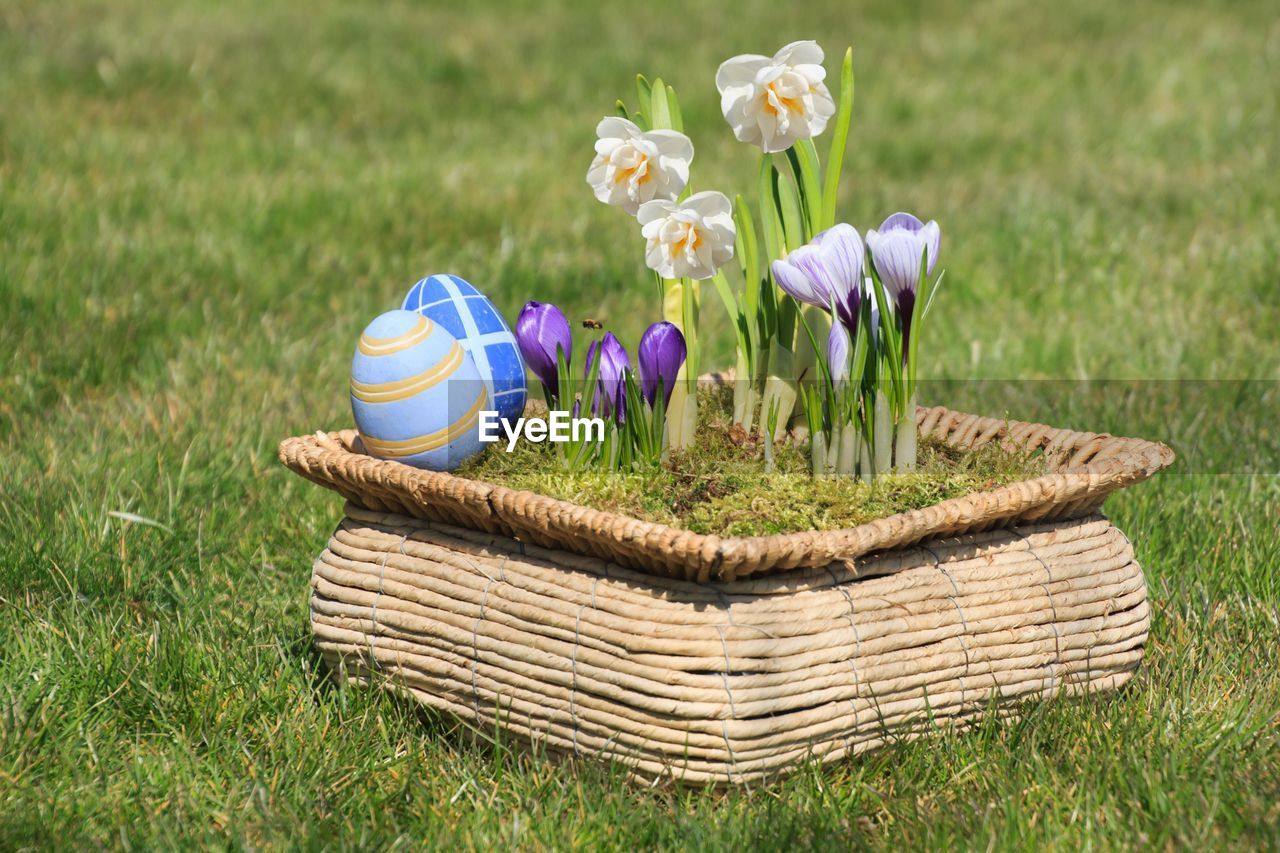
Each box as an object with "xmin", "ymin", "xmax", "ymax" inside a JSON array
[
  {"xmin": 637, "ymin": 321, "xmax": 686, "ymax": 408},
  {"xmin": 585, "ymin": 332, "xmax": 631, "ymax": 421},
  {"xmin": 771, "ymin": 223, "xmax": 865, "ymax": 332},
  {"xmin": 515, "ymin": 301, "xmax": 572, "ymax": 399},
  {"xmin": 637, "ymin": 191, "xmax": 736, "ymax": 281},
  {"xmin": 586, "ymin": 117, "xmax": 694, "ymax": 215},
  {"xmin": 716, "ymin": 40, "xmax": 836, "ymax": 153}
]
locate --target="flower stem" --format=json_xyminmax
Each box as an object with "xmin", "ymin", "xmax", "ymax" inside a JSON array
[
  {"xmin": 873, "ymin": 389, "xmax": 893, "ymax": 476},
  {"xmin": 810, "ymin": 428, "xmax": 826, "ymax": 477},
  {"xmin": 681, "ymin": 277, "xmax": 698, "ymax": 447},
  {"xmin": 894, "ymin": 390, "xmax": 918, "ymax": 471},
  {"xmin": 824, "ymin": 427, "xmax": 839, "ymax": 477},
  {"xmin": 662, "ymin": 278, "xmax": 699, "ymax": 449},
  {"xmin": 837, "ymin": 423, "xmax": 858, "ymax": 478},
  {"xmin": 731, "ymin": 347, "xmax": 751, "ymax": 426}
]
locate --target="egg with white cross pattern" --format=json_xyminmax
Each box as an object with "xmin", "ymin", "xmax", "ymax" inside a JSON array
[{"xmin": 402, "ymin": 274, "xmax": 527, "ymax": 422}]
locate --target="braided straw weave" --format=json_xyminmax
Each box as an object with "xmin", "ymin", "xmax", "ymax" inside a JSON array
[
  {"xmin": 311, "ymin": 509, "xmax": 1148, "ymax": 786},
  {"xmin": 281, "ymin": 406, "xmax": 1171, "ymax": 784},
  {"xmin": 279, "ymin": 406, "xmax": 1174, "ymax": 583}
]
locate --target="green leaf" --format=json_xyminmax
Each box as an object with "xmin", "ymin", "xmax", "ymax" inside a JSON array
[
  {"xmin": 635, "ymin": 74, "xmax": 652, "ymax": 118},
  {"xmin": 711, "ymin": 270, "xmax": 740, "ymax": 330},
  {"xmin": 649, "ymin": 77, "xmax": 672, "ymax": 129},
  {"xmin": 582, "ymin": 337, "xmax": 603, "ymax": 416},
  {"xmin": 757, "ymin": 156, "xmax": 785, "ymax": 266},
  {"xmin": 922, "ymin": 268, "xmax": 946, "ymax": 318},
  {"xmin": 801, "ymin": 381, "xmax": 823, "ymax": 449},
  {"xmin": 784, "ymin": 147, "xmax": 809, "ymax": 235},
  {"xmin": 665, "ymin": 84, "xmax": 683, "ymax": 132},
  {"xmin": 733, "ymin": 196, "xmax": 760, "ymax": 321},
  {"xmin": 681, "ymin": 276, "xmax": 699, "ymax": 386},
  {"xmin": 775, "ymin": 169, "xmax": 805, "ymax": 253},
  {"xmin": 849, "ymin": 323, "xmax": 869, "ymax": 396},
  {"xmin": 559, "ymin": 346, "xmax": 575, "ymax": 408},
  {"xmin": 789, "ymin": 140, "xmax": 824, "ymax": 238},
  {"xmin": 869, "ymin": 265, "xmax": 904, "ymax": 404},
  {"xmin": 821, "ymin": 47, "xmax": 854, "ymax": 230},
  {"xmin": 713, "ymin": 269, "xmax": 752, "ymax": 369},
  {"xmin": 569, "ymin": 428, "xmax": 596, "ymax": 469},
  {"xmin": 651, "ymin": 377, "xmax": 667, "ymax": 451},
  {"xmin": 622, "ymin": 370, "xmax": 651, "ymax": 461},
  {"xmin": 907, "ymin": 248, "xmax": 928, "ymax": 391},
  {"xmin": 614, "ymin": 99, "xmax": 630, "ymax": 120},
  {"xmin": 600, "ymin": 426, "xmax": 614, "ymax": 470},
  {"xmin": 776, "ymin": 283, "xmax": 797, "ymax": 350}
]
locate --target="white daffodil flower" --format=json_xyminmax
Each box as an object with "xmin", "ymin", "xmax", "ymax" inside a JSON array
[
  {"xmin": 637, "ymin": 191, "xmax": 736, "ymax": 281},
  {"xmin": 586, "ymin": 117, "xmax": 694, "ymax": 215},
  {"xmin": 716, "ymin": 40, "xmax": 836, "ymax": 153}
]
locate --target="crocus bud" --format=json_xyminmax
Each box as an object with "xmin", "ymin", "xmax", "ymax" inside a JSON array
[
  {"xmin": 515, "ymin": 301, "xmax": 572, "ymax": 399},
  {"xmin": 584, "ymin": 332, "xmax": 631, "ymax": 421},
  {"xmin": 866, "ymin": 212, "xmax": 940, "ymax": 355},
  {"xmin": 865, "ymin": 212, "xmax": 936, "ymax": 315},
  {"xmin": 637, "ymin": 321, "xmax": 686, "ymax": 409}
]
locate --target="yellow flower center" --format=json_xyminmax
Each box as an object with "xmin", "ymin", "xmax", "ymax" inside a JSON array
[
  {"xmin": 669, "ymin": 222, "xmax": 702, "ymax": 257},
  {"xmin": 610, "ymin": 145, "xmax": 653, "ymax": 186},
  {"xmin": 762, "ymin": 74, "xmax": 808, "ymax": 117}
]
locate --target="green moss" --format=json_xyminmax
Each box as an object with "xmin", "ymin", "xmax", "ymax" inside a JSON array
[{"xmin": 460, "ymin": 387, "xmax": 1045, "ymax": 537}]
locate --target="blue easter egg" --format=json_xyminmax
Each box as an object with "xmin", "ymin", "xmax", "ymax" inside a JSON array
[
  {"xmin": 350, "ymin": 310, "xmax": 489, "ymax": 471},
  {"xmin": 402, "ymin": 274, "xmax": 527, "ymax": 422}
]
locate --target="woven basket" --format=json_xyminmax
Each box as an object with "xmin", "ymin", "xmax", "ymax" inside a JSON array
[{"xmin": 280, "ymin": 406, "xmax": 1173, "ymax": 785}]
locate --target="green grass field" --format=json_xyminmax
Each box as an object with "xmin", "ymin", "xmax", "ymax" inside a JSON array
[{"xmin": 2, "ymin": 0, "xmax": 1278, "ymax": 847}]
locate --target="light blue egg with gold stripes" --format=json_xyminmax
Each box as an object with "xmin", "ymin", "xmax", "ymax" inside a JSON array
[
  {"xmin": 402, "ymin": 274, "xmax": 527, "ymax": 422},
  {"xmin": 350, "ymin": 310, "xmax": 489, "ymax": 471}
]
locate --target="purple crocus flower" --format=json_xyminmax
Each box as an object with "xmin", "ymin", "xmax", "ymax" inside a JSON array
[
  {"xmin": 828, "ymin": 320, "xmax": 850, "ymax": 384},
  {"xmin": 584, "ymin": 332, "xmax": 631, "ymax": 421},
  {"xmin": 770, "ymin": 223, "xmax": 864, "ymax": 332},
  {"xmin": 515, "ymin": 301, "xmax": 572, "ymax": 398},
  {"xmin": 637, "ymin": 321, "xmax": 686, "ymax": 409},
  {"xmin": 866, "ymin": 212, "xmax": 940, "ymax": 357}
]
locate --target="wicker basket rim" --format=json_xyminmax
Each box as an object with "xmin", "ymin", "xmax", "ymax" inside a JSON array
[{"xmin": 278, "ymin": 405, "xmax": 1174, "ymax": 582}]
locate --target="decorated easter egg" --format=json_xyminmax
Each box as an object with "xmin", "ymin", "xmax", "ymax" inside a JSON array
[
  {"xmin": 402, "ymin": 274, "xmax": 527, "ymax": 422},
  {"xmin": 350, "ymin": 310, "xmax": 489, "ymax": 471}
]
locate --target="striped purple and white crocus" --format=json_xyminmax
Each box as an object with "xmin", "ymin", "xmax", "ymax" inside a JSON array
[
  {"xmin": 866, "ymin": 212, "xmax": 940, "ymax": 358},
  {"xmin": 770, "ymin": 223, "xmax": 864, "ymax": 335}
]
